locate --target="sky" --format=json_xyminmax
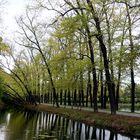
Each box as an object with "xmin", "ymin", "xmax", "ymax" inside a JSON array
[
  {"xmin": 2, "ymin": 0, "xmax": 28, "ymax": 41},
  {"xmin": 1, "ymin": 0, "xmax": 140, "ymax": 83},
  {"xmin": 2, "ymin": 0, "xmax": 56, "ymax": 42},
  {"xmin": 0, "ymin": 0, "xmax": 29, "ymax": 71}
]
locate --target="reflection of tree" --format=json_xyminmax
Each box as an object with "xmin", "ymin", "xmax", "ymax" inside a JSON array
[
  {"xmin": 103, "ymin": 129, "xmax": 105, "ymax": 140},
  {"xmin": 65, "ymin": 118, "xmax": 69, "ymax": 134},
  {"xmin": 85, "ymin": 125, "xmax": 90, "ymax": 140},
  {"xmin": 91, "ymin": 127, "xmax": 97, "ymax": 140},
  {"xmin": 99, "ymin": 128, "xmax": 102, "ymax": 139},
  {"xmin": 109, "ymin": 131, "xmax": 114, "ymax": 140},
  {"xmin": 109, "ymin": 131, "xmax": 118, "ymax": 140},
  {"xmin": 0, "ymin": 109, "xmax": 7, "ymax": 124},
  {"xmin": 51, "ymin": 115, "xmax": 58, "ymax": 131},
  {"xmin": 60, "ymin": 117, "xmax": 65, "ymax": 140},
  {"xmin": 70, "ymin": 121, "xmax": 75, "ymax": 140},
  {"xmin": 0, "ymin": 110, "xmax": 135, "ymax": 140},
  {"xmin": 6, "ymin": 110, "xmax": 36, "ymax": 140}
]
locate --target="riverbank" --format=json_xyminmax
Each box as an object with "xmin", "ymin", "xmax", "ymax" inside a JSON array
[{"xmin": 24, "ymin": 103, "xmax": 140, "ymax": 138}]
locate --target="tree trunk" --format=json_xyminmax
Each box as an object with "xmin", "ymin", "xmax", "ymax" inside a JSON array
[
  {"xmin": 64, "ymin": 90, "xmax": 67, "ymax": 106},
  {"xmin": 81, "ymin": 89, "xmax": 84, "ymax": 107},
  {"xmin": 86, "ymin": 0, "xmax": 116, "ymax": 114},
  {"xmin": 89, "ymin": 83, "xmax": 92, "ymax": 108},
  {"xmin": 86, "ymin": 83, "xmax": 89, "ymax": 107},
  {"xmin": 68, "ymin": 89, "xmax": 71, "ymax": 106},
  {"xmin": 100, "ymin": 52, "xmax": 104, "ymax": 109},
  {"xmin": 131, "ymin": 69, "xmax": 135, "ymax": 112},
  {"xmin": 125, "ymin": 1, "xmax": 135, "ymax": 112},
  {"xmin": 78, "ymin": 89, "xmax": 81, "ymax": 107},
  {"xmin": 60, "ymin": 89, "xmax": 62, "ymax": 105},
  {"xmin": 39, "ymin": 48, "xmax": 59, "ymax": 107},
  {"xmin": 103, "ymin": 82, "xmax": 107, "ymax": 109},
  {"xmin": 116, "ymin": 72, "xmax": 120, "ymax": 110},
  {"xmin": 76, "ymin": 0, "xmax": 98, "ymax": 112},
  {"xmin": 86, "ymin": 26, "xmax": 98, "ymax": 112},
  {"xmin": 73, "ymin": 89, "xmax": 77, "ymax": 106},
  {"xmin": 116, "ymin": 16, "xmax": 127, "ymax": 110}
]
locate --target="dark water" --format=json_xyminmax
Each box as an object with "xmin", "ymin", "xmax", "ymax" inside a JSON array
[{"xmin": 0, "ymin": 109, "xmax": 138, "ymax": 140}]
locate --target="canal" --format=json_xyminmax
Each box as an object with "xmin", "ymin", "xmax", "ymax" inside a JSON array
[{"xmin": 0, "ymin": 109, "xmax": 138, "ymax": 140}]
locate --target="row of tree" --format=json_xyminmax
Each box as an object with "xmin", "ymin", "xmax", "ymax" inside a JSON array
[{"xmin": 0, "ymin": 0, "xmax": 140, "ymax": 114}]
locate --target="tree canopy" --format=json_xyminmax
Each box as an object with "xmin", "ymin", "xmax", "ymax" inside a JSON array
[{"xmin": 0, "ymin": 0, "xmax": 140, "ymax": 114}]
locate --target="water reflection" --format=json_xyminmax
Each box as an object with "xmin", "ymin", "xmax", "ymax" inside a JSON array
[{"xmin": 0, "ymin": 109, "xmax": 138, "ymax": 140}]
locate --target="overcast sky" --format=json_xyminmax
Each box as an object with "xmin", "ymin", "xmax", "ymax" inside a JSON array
[
  {"xmin": 2, "ymin": 0, "xmax": 56, "ymax": 42},
  {"xmin": 1, "ymin": 0, "xmax": 140, "ymax": 83},
  {"xmin": 2, "ymin": 0, "xmax": 28, "ymax": 41}
]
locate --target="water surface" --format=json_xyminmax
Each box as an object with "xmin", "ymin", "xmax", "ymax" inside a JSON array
[{"xmin": 0, "ymin": 109, "xmax": 138, "ymax": 140}]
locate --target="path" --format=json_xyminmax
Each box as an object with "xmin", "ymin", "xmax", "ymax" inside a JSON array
[{"xmin": 42, "ymin": 103, "xmax": 140, "ymax": 118}]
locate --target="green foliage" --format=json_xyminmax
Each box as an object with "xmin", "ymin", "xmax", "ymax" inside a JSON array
[
  {"xmin": 0, "ymin": 37, "xmax": 10, "ymax": 55},
  {"xmin": 135, "ymin": 84, "xmax": 140, "ymax": 98},
  {"xmin": 0, "ymin": 76, "xmax": 4, "ymax": 98},
  {"xmin": 0, "ymin": 0, "xmax": 140, "ymax": 111},
  {"xmin": 54, "ymin": 16, "xmax": 81, "ymax": 38}
]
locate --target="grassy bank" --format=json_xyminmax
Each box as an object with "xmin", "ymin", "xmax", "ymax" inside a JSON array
[{"xmin": 24, "ymin": 104, "xmax": 140, "ymax": 138}]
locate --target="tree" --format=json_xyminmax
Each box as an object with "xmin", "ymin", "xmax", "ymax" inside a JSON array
[
  {"xmin": 125, "ymin": 0, "xmax": 135, "ymax": 112},
  {"xmin": 86, "ymin": 0, "xmax": 116, "ymax": 114},
  {"xmin": 16, "ymin": 11, "xmax": 59, "ymax": 107}
]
